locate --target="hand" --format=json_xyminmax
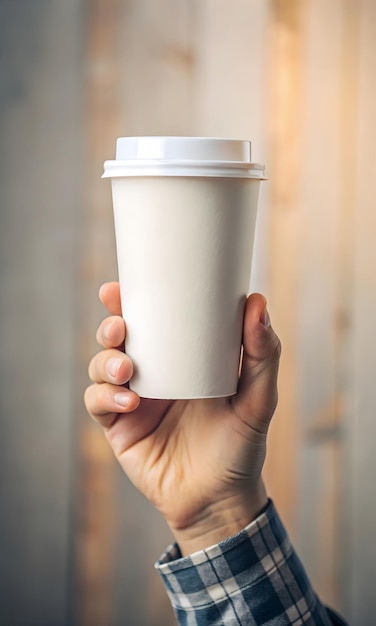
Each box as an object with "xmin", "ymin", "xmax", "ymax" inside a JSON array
[{"xmin": 85, "ymin": 282, "xmax": 281, "ymax": 555}]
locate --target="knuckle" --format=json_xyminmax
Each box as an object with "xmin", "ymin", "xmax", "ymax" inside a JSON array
[
  {"xmin": 87, "ymin": 352, "xmax": 101, "ymax": 382},
  {"xmin": 85, "ymin": 382, "xmax": 108, "ymax": 411},
  {"xmin": 84, "ymin": 384, "xmax": 96, "ymax": 415},
  {"xmin": 87, "ymin": 357, "xmax": 95, "ymax": 381}
]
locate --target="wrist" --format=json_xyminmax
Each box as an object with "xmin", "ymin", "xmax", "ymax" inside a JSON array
[{"xmin": 169, "ymin": 480, "xmax": 268, "ymax": 556}]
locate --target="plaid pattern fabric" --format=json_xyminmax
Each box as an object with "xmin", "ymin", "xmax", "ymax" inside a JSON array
[{"xmin": 155, "ymin": 500, "xmax": 348, "ymax": 626}]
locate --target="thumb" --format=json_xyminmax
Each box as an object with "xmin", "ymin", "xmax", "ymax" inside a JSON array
[{"xmin": 230, "ymin": 293, "xmax": 281, "ymax": 432}]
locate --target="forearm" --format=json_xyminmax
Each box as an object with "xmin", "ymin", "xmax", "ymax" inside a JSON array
[{"xmin": 155, "ymin": 500, "xmax": 348, "ymax": 626}]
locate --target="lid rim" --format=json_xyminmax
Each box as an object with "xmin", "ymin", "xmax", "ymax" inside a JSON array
[
  {"xmin": 104, "ymin": 159, "xmax": 264, "ymax": 168},
  {"xmin": 102, "ymin": 164, "xmax": 266, "ymax": 180}
]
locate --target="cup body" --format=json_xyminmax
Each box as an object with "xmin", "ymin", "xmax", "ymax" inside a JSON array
[{"xmin": 104, "ymin": 137, "xmax": 264, "ymax": 399}]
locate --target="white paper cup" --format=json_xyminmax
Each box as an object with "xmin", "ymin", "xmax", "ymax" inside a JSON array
[{"xmin": 103, "ymin": 137, "xmax": 265, "ymax": 399}]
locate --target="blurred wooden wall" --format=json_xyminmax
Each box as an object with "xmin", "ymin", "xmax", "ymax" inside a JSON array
[
  {"xmin": 0, "ymin": 2, "xmax": 83, "ymax": 625},
  {"xmin": 1, "ymin": 1, "xmax": 375, "ymax": 625}
]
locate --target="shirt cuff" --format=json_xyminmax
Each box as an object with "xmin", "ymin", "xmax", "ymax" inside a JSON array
[{"xmin": 155, "ymin": 500, "xmax": 336, "ymax": 625}]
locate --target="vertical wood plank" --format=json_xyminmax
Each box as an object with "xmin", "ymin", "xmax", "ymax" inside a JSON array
[
  {"xmin": 331, "ymin": 0, "xmax": 361, "ymax": 611},
  {"xmin": 263, "ymin": 0, "xmax": 305, "ymax": 531},
  {"xmin": 74, "ymin": 0, "xmax": 122, "ymax": 624},
  {"xmin": 347, "ymin": 0, "xmax": 376, "ymax": 622},
  {"xmin": 293, "ymin": 1, "xmax": 361, "ymax": 615},
  {"xmin": 116, "ymin": 0, "xmax": 196, "ymax": 136},
  {"xmin": 294, "ymin": 0, "xmax": 344, "ymax": 606},
  {"xmin": 193, "ymin": 0, "xmax": 269, "ymax": 151},
  {"xmin": 0, "ymin": 1, "xmax": 83, "ymax": 624}
]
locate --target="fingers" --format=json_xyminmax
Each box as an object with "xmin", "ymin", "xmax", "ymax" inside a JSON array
[
  {"xmin": 84, "ymin": 383, "xmax": 140, "ymax": 428},
  {"xmin": 86, "ymin": 341, "xmax": 139, "ymax": 427},
  {"xmin": 99, "ymin": 282, "xmax": 122, "ymax": 316},
  {"xmin": 85, "ymin": 282, "xmax": 141, "ymax": 429},
  {"xmin": 231, "ymin": 293, "xmax": 281, "ymax": 429}
]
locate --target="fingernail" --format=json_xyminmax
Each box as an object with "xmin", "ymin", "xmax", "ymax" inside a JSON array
[
  {"xmin": 261, "ymin": 308, "xmax": 271, "ymax": 328},
  {"xmin": 114, "ymin": 392, "xmax": 129, "ymax": 407},
  {"xmin": 106, "ymin": 357, "xmax": 123, "ymax": 377}
]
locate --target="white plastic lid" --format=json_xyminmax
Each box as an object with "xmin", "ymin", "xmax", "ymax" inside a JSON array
[{"xmin": 102, "ymin": 136, "xmax": 265, "ymax": 179}]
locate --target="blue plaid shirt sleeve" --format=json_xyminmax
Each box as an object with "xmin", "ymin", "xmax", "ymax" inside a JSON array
[{"xmin": 155, "ymin": 500, "xmax": 348, "ymax": 626}]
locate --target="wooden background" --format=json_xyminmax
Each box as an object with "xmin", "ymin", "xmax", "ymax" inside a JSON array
[{"xmin": 1, "ymin": 1, "xmax": 375, "ymax": 624}]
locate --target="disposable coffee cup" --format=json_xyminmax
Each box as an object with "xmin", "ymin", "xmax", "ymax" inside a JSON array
[{"xmin": 103, "ymin": 136, "xmax": 265, "ymax": 399}]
